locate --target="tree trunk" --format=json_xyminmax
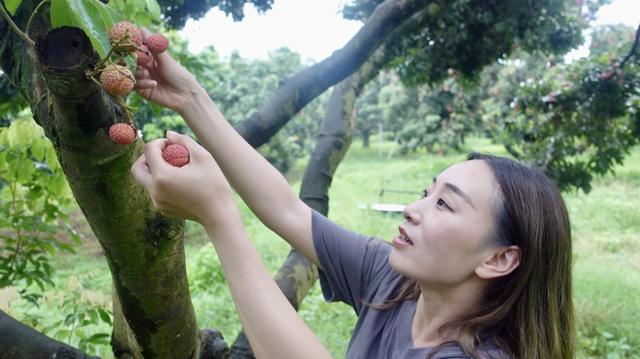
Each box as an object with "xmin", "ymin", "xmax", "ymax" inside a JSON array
[
  {"xmin": 0, "ymin": 309, "xmax": 99, "ymax": 359},
  {"xmin": 362, "ymin": 130, "xmax": 371, "ymax": 148}
]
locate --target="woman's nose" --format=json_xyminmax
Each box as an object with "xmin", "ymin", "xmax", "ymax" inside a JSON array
[{"xmin": 403, "ymin": 200, "xmax": 422, "ymax": 224}]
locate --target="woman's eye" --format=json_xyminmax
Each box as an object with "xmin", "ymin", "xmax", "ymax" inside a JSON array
[{"xmin": 437, "ymin": 198, "xmax": 452, "ymax": 211}]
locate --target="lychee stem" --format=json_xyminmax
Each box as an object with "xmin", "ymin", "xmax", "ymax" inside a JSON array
[
  {"xmin": 86, "ymin": 33, "xmax": 136, "ymax": 78},
  {"xmin": 25, "ymin": 0, "xmax": 50, "ymax": 37},
  {"xmin": 89, "ymin": 75, "xmax": 103, "ymax": 89},
  {"xmin": 115, "ymin": 97, "xmax": 135, "ymax": 128},
  {"xmin": 86, "ymin": 46, "xmax": 116, "ymax": 78},
  {"xmin": 0, "ymin": 1, "xmax": 35, "ymax": 47}
]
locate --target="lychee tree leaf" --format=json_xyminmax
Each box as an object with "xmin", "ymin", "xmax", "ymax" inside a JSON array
[
  {"xmin": 7, "ymin": 120, "xmax": 29, "ymax": 147},
  {"xmin": 4, "ymin": 0, "xmax": 22, "ymax": 15},
  {"xmin": 50, "ymin": 0, "xmax": 122, "ymax": 58},
  {"xmin": 145, "ymin": 0, "xmax": 161, "ymax": 18},
  {"xmin": 31, "ymin": 137, "xmax": 46, "ymax": 161},
  {"xmin": 95, "ymin": 0, "xmax": 121, "ymax": 25},
  {"xmin": 45, "ymin": 146, "xmax": 60, "ymax": 171}
]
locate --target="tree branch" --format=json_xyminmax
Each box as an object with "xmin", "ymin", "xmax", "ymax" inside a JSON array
[
  {"xmin": 619, "ymin": 23, "xmax": 640, "ymax": 68},
  {"xmin": 0, "ymin": 309, "xmax": 99, "ymax": 358},
  {"xmin": 234, "ymin": 0, "xmax": 432, "ymax": 148},
  {"xmin": 0, "ymin": 2, "xmax": 35, "ymax": 47}
]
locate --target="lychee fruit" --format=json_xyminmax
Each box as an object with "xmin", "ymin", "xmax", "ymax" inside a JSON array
[
  {"xmin": 162, "ymin": 144, "xmax": 190, "ymax": 167},
  {"xmin": 599, "ymin": 69, "xmax": 615, "ymax": 81},
  {"xmin": 108, "ymin": 123, "xmax": 137, "ymax": 145},
  {"xmin": 108, "ymin": 21, "xmax": 143, "ymax": 53},
  {"xmin": 146, "ymin": 34, "xmax": 169, "ymax": 54},
  {"xmin": 100, "ymin": 64, "xmax": 135, "ymax": 97},
  {"xmin": 136, "ymin": 45, "xmax": 153, "ymax": 67}
]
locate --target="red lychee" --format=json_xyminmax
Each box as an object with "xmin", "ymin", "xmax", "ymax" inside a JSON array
[
  {"xmin": 599, "ymin": 69, "xmax": 615, "ymax": 81},
  {"xmin": 162, "ymin": 144, "xmax": 190, "ymax": 167},
  {"xmin": 108, "ymin": 123, "xmax": 137, "ymax": 145},
  {"xmin": 146, "ymin": 34, "xmax": 169, "ymax": 54},
  {"xmin": 108, "ymin": 21, "xmax": 143, "ymax": 53},
  {"xmin": 100, "ymin": 64, "xmax": 135, "ymax": 97}
]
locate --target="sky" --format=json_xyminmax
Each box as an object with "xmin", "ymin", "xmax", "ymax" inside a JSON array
[{"xmin": 179, "ymin": 0, "xmax": 640, "ymax": 63}]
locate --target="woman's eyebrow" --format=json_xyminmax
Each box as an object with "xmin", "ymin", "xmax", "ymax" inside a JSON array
[{"xmin": 433, "ymin": 176, "xmax": 477, "ymax": 209}]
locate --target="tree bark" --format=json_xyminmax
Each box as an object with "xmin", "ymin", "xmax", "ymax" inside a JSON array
[
  {"xmin": 0, "ymin": 309, "xmax": 99, "ymax": 359},
  {"xmin": 299, "ymin": 47, "xmax": 388, "ymax": 216}
]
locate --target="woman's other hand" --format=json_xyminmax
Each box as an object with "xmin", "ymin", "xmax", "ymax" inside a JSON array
[{"xmin": 131, "ymin": 131, "xmax": 235, "ymax": 227}]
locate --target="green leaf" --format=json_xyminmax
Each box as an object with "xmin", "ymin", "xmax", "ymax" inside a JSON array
[
  {"xmin": 7, "ymin": 121, "xmax": 30, "ymax": 148},
  {"xmin": 45, "ymin": 147, "xmax": 60, "ymax": 171},
  {"xmin": 31, "ymin": 138, "xmax": 46, "ymax": 161},
  {"xmin": 145, "ymin": 0, "xmax": 161, "ymax": 18},
  {"xmin": 0, "ymin": 128, "xmax": 8, "ymax": 146},
  {"xmin": 50, "ymin": 0, "xmax": 122, "ymax": 58},
  {"xmin": 93, "ymin": 0, "xmax": 121, "ymax": 26},
  {"xmin": 47, "ymin": 173, "xmax": 68, "ymax": 196},
  {"xmin": 4, "ymin": 0, "xmax": 22, "ymax": 15},
  {"xmin": 97, "ymin": 308, "xmax": 112, "ymax": 325},
  {"xmin": 86, "ymin": 333, "xmax": 110, "ymax": 344}
]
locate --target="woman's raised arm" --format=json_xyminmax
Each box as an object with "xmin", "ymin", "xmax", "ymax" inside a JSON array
[
  {"xmin": 135, "ymin": 42, "xmax": 318, "ymax": 266},
  {"xmin": 130, "ymin": 135, "xmax": 332, "ymax": 359}
]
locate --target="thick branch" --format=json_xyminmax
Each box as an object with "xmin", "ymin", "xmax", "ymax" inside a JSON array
[
  {"xmin": 619, "ymin": 23, "xmax": 640, "ymax": 68},
  {"xmin": 0, "ymin": 309, "xmax": 99, "ymax": 358},
  {"xmin": 234, "ymin": 0, "xmax": 432, "ymax": 148}
]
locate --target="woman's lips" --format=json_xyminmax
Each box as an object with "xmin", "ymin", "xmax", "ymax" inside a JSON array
[{"xmin": 393, "ymin": 226, "xmax": 413, "ymax": 247}]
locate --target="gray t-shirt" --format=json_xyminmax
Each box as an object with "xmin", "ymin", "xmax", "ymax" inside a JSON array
[{"xmin": 311, "ymin": 211, "xmax": 508, "ymax": 359}]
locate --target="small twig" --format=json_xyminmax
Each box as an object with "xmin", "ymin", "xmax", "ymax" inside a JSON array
[
  {"xmin": 86, "ymin": 46, "xmax": 116, "ymax": 77},
  {"xmin": 619, "ymin": 23, "xmax": 640, "ymax": 69},
  {"xmin": 25, "ymin": 0, "xmax": 50, "ymax": 37},
  {"xmin": 89, "ymin": 75, "xmax": 103, "ymax": 89},
  {"xmin": 0, "ymin": 1, "xmax": 35, "ymax": 47},
  {"xmin": 116, "ymin": 97, "xmax": 135, "ymax": 127}
]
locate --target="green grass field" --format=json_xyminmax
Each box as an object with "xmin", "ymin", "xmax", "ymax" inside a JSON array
[{"xmin": 6, "ymin": 137, "xmax": 639, "ymax": 358}]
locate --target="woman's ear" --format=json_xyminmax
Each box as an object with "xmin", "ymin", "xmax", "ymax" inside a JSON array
[{"xmin": 475, "ymin": 245, "xmax": 521, "ymax": 279}]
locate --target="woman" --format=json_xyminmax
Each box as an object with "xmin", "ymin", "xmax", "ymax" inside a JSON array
[{"xmin": 131, "ymin": 40, "xmax": 574, "ymax": 359}]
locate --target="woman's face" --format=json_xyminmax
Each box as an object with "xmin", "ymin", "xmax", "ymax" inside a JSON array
[{"xmin": 389, "ymin": 159, "xmax": 500, "ymax": 287}]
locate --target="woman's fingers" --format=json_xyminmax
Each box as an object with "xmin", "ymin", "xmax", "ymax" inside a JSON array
[
  {"xmin": 135, "ymin": 79, "xmax": 157, "ymax": 90},
  {"xmin": 143, "ymin": 138, "xmax": 171, "ymax": 174},
  {"xmin": 130, "ymin": 154, "xmax": 152, "ymax": 188},
  {"xmin": 135, "ymin": 67, "xmax": 150, "ymax": 79}
]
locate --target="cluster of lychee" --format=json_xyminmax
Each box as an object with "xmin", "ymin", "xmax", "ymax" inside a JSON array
[{"xmin": 91, "ymin": 21, "xmax": 188, "ymax": 167}]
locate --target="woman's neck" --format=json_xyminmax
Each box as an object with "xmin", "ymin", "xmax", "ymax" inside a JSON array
[{"xmin": 411, "ymin": 280, "xmax": 485, "ymax": 348}]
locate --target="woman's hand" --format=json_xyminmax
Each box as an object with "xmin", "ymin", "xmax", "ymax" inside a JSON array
[
  {"xmin": 130, "ymin": 131, "xmax": 235, "ymax": 227},
  {"xmin": 134, "ymin": 31, "xmax": 203, "ymax": 114}
]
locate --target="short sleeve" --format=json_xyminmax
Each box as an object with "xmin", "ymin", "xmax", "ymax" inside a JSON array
[{"xmin": 311, "ymin": 210, "xmax": 392, "ymax": 314}]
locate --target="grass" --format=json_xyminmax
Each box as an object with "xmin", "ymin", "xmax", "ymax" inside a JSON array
[{"xmin": 5, "ymin": 137, "xmax": 639, "ymax": 358}]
